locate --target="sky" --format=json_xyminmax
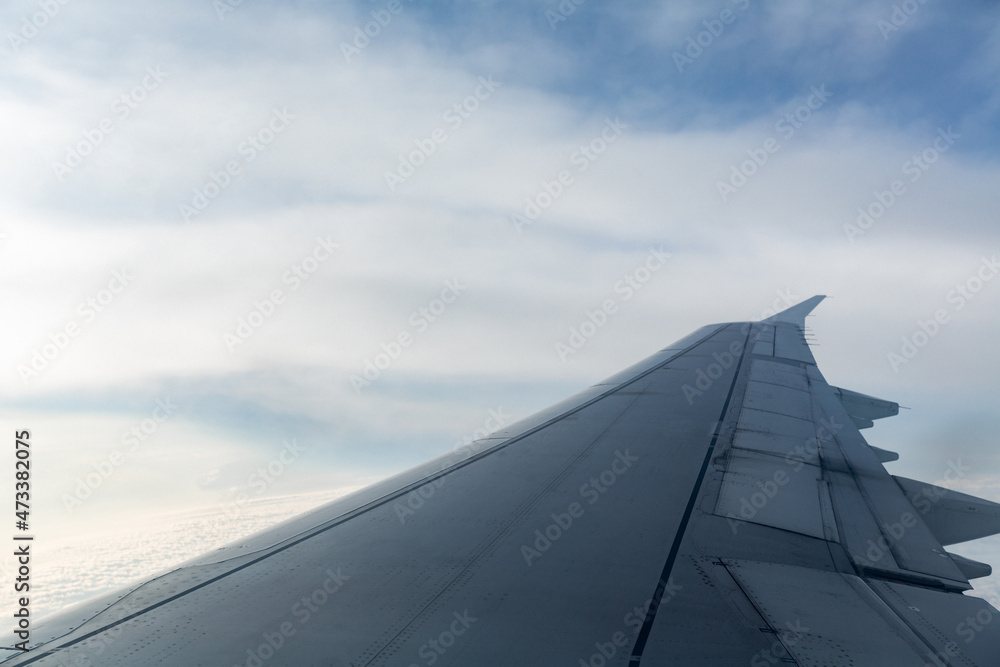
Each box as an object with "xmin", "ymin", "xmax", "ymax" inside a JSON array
[{"xmin": 1, "ymin": 0, "xmax": 999, "ymax": 620}]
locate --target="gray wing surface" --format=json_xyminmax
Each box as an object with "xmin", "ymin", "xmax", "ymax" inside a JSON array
[{"xmin": 5, "ymin": 297, "xmax": 1000, "ymax": 665}]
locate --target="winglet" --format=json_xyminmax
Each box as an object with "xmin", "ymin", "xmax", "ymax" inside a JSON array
[{"xmin": 763, "ymin": 295, "xmax": 826, "ymax": 326}]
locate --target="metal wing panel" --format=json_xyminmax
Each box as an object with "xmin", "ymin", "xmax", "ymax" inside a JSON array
[
  {"xmin": 743, "ymin": 380, "xmax": 813, "ymax": 419},
  {"xmin": 749, "ymin": 357, "xmax": 810, "ymax": 391},
  {"xmin": 773, "ymin": 322, "xmax": 817, "ymax": 363},
  {"xmin": 715, "ymin": 450, "xmax": 828, "ymax": 539},
  {"xmin": 724, "ymin": 560, "xmax": 932, "ymax": 666},
  {"xmin": 737, "ymin": 407, "xmax": 815, "ymax": 439},
  {"xmin": 869, "ymin": 580, "xmax": 1000, "ymax": 666},
  {"xmin": 4, "ymin": 327, "xmax": 754, "ymax": 665}
]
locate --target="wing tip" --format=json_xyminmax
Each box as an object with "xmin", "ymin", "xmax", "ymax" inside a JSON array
[{"xmin": 762, "ymin": 294, "xmax": 827, "ymax": 326}]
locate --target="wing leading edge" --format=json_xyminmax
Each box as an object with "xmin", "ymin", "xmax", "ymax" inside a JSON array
[{"xmin": 3, "ymin": 297, "xmax": 999, "ymax": 665}]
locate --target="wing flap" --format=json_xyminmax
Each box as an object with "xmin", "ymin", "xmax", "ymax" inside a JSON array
[
  {"xmin": 870, "ymin": 444, "xmax": 900, "ymax": 463},
  {"xmin": 715, "ymin": 451, "xmax": 829, "ymax": 540},
  {"xmin": 894, "ymin": 476, "xmax": 1000, "ymax": 545},
  {"xmin": 947, "ymin": 551, "xmax": 994, "ymax": 580},
  {"xmin": 832, "ymin": 386, "xmax": 900, "ymax": 429},
  {"xmin": 725, "ymin": 560, "xmax": 930, "ymax": 666}
]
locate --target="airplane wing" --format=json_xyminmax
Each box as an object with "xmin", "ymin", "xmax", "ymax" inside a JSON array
[{"xmin": 5, "ymin": 296, "xmax": 1000, "ymax": 665}]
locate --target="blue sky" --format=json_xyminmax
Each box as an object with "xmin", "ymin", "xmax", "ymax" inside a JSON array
[{"xmin": 1, "ymin": 0, "xmax": 999, "ymax": 615}]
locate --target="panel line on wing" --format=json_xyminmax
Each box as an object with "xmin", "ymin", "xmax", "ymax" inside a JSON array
[{"xmin": 628, "ymin": 324, "xmax": 754, "ymax": 665}]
